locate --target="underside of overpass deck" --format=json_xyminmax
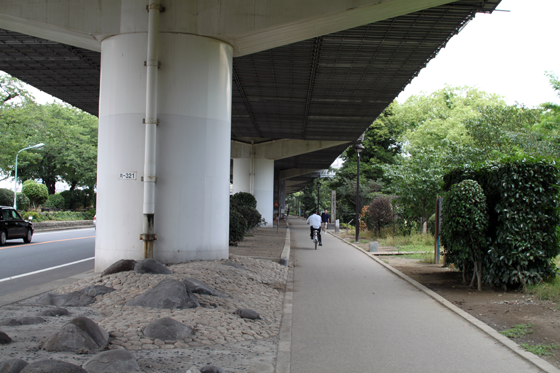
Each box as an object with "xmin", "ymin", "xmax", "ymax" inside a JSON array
[{"xmin": 0, "ymin": 0, "xmax": 500, "ymax": 192}]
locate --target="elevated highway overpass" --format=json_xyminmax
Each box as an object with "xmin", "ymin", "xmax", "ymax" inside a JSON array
[{"xmin": 0, "ymin": 0, "xmax": 501, "ymax": 270}]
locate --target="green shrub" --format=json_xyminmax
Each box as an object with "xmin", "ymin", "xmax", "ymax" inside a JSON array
[
  {"xmin": 231, "ymin": 200, "xmax": 264, "ymax": 230},
  {"xmin": 231, "ymin": 192, "xmax": 257, "ymax": 209},
  {"xmin": 45, "ymin": 193, "xmax": 65, "ymax": 209},
  {"xmin": 229, "ymin": 209, "xmax": 247, "ymax": 245},
  {"xmin": 443, "ymin": 157, "xmax": 560, "ymax": 288},
  {"xmin": 17, "ymin": 193, "xmax": 30, "ymax": 211},
  {"xmin": 21, "ymin": 180, "xmax": 48, "ymax": 210},
  {"xmin": 84, "ymin": 208, "xmax": 96, "ymax": 220},
  {"xmin": 22, "ymin": 211, "xmax": 42, "ymax": 221},
  {"xmin": 0, "ymin": 188, "xmax": 14, "ymax": 206}
]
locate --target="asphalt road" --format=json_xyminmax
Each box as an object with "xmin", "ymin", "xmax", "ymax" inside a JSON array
[
  {"xmin": 289, "ymin": 218, "xmax": 541, "ymax": 373},
  {"xmin": 0, "ymin": 228, "xmax": 95, "ymax": 298}
]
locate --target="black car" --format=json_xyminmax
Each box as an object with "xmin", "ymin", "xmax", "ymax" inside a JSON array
[{"xmin": 0, "ymin": 206, "xmax": 34, "ymax": 245}]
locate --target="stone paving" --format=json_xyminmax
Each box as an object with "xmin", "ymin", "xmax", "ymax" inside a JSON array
[
  {"xmin": 0, "ymin": 224, "xmax": 290, "ymax": 372},
  {"xmin": 55, "ymin": 256, "xmax": 288, "ymax": 351}
]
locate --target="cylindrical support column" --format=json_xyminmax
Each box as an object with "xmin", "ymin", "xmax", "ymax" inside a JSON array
[
  {"xmin": 253, "ymin": 158, "xmax": 274, "ymax": 227},
  {"xmin": 95, "ymin": 32, "xmax": 232, "ymax": 272},
  {"xmin": 232, "ymin": 158, "xmax": 251, "ymax": 194},
  {"xmin": 279, "ymin": 179, "xmax": 286, "ymax": 214}
]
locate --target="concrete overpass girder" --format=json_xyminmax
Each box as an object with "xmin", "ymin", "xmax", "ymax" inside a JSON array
[{"xmin": 0, "ymin": 0, "xmax": 456, "ymax": 56}]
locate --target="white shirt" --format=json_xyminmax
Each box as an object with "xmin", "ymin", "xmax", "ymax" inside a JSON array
[{"xmin": 306, "ymin": 214, "xmax": 322, "ymax": 229}]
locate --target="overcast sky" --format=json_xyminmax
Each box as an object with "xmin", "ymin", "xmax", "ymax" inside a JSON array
[
  {"xmin": 397, "ymin": 0, "xmax": 560, "ymax": 107},
  {"xmin": 22, "ymin": 0, "xmax": 560, "ymax": 109}
]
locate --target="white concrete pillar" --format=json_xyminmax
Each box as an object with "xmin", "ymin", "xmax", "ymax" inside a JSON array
[
  {"xmin": 232, "ymin": 158, "xmax": 251, "ymax": 194},
  {"xmin": 279, "ymin": 179, "xmax": 286, "ymax": 214},
  {"xmin": 95, "ymin": 32, "xmax": 232, "ymax": 271},
  {"xmin": 254, "ymin": 158, "xmax": 274, "ymax": 227}
]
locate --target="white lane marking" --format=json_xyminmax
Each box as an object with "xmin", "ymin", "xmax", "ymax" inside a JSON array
[{"xmin": 0, "ymin": 257, "xmax": 95, "ymax": 283}]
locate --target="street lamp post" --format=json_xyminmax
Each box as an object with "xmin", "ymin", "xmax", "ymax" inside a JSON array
[
  {"xmin": 13, "ymin": 143, "xmax": 44, "ymax": 210},
  {"xmin": 317, "ymin": 180, "xmax": 322, "ymax": 211},
  {"xmin": 354, "ymin": 140, "xmax": 364, "ymax": 243}
]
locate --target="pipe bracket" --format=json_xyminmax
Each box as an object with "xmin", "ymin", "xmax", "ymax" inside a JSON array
[
  {"xmin": 146, "ymin": 4, "xmax": 165, "ymax": 12},
  {"xmin": 140, "ymin": 234, "xmax": 157, "ymax": 241}
]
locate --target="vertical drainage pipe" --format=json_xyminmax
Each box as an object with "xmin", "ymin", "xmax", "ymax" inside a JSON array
[
  {"xmin": 141, "ymin": 1, "xmax": 161, "ymax": 258},
  {"xmin": 250, "ymin": 140, "xmax": 255, "ymax": 195}
]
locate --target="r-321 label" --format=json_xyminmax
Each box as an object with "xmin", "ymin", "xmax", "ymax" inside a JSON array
[{"xmin": 119, "ymin": 172, "xmax": 137, "ymax": 180}]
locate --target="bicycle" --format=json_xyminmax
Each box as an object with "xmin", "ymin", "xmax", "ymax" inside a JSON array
[{"xmin": 312, "ymin": 227, "xmax": 319, "ymax": 250}]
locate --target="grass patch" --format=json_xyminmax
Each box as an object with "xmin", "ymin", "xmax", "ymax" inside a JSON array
[
  {"xmin": 500, "ymin": 324, "xmax": 534, "ymax": 339},
  {"xmin": 520, "ymin": 343, "xmax": 560, "ymax": 356},
  {"xmin": 524, "ymin": 257, "xmax": 560, "ymax": 302}
]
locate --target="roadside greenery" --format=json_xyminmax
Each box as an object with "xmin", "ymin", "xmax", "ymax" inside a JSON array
[
  {"xmin": 500, "ymin": 324, "xmax": 534, "ymax": 339},
  {"xmin": 229, "ymin": 192, "xmax": 265, "ymax": 246}
]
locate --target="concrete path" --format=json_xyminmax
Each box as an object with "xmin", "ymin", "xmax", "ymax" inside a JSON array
[{"xmin": 287, "ymin": 217, "xmax": 543, "ymax": 373}]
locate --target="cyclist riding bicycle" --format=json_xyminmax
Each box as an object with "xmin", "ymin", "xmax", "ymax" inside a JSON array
[{"xmin": 306, "ymin": 210, "xmax": 322, "ymax": 246}]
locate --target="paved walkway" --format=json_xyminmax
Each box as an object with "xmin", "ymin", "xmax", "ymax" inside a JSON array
[{"xmin": 287, "ymin": 217, "xmax": 543, "ymax": 373}]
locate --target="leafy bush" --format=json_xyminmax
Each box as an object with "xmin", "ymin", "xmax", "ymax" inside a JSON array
[
  {"xmin": 0, "ymin": 188, "xmax": 14, "ymax": 206},
  {"xmin": 441, "ymin": 180, "xmax": 488, "ymax": 290},
  {"xmin": 367, "ymin": 195, "xmax": 395, "ymax": 236},
  {"xmin": 231, "ymin": 192, "xmax": 257, "ymax": 209},
  {"xmin": 60, "ymin": 189, "xmax": 96, "ymax": 210},
  {"xmin": 17, "ymin": 193, "xmax": 30, "ymax": 211},
  {"xmin": 229, "ymin": 209, "xmax": 247, "ymax": 245},
  {"xmin": 84, "ymin": 208, "xmax": 96, "ymax": 220},
  {"xmin": 22, "ymin": 211, "xmax": 41, "ymax": 221},
  {"xmin": 231, "ymin": 201, "xmax": 264, "ymax": 230},
  {"xmin": 443, "ymin": 157, "xmax": 560, "ymax": 288},
  {"xmin": 45, "ymin": 193, "xmax": 65, "ymax": 209},
  {"xmin": 21, "ymin": 180, "xmax": 48, "ymax": 210}
]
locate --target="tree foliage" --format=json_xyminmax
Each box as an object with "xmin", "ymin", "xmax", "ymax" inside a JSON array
[
  {"xmin": 0, "ymin": 76, "xmax": 98, "ymax": 194},
  {"xmin": 441, "ymin": 180, "xmax": 488, "ymax": 290}
]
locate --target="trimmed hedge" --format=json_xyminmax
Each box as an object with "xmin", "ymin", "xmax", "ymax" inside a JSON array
[
  {"xmin": 231, "ymin": 192, "xmax": 257, "ymax": 209},
  {"xmin": 442, "ymin": 156, "xmax": 560, "ymax": 288},
  {"xmin": 0, "ymin": 188, "xmax": 14, "ymax": 206},
  {"xmin": 229, "ymin": 209, "xmax": 247, "ymax": 246}
]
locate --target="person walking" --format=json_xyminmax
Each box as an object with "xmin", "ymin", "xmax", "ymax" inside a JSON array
[
  {"xmin": 321, "ymin": 209, "xmax": 330, "ymax": 232},
  {"xmin": 306, "ymin": 210, "xmax": 322, "ymax": 246}
]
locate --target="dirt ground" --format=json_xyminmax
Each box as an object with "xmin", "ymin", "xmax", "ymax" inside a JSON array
[{"xmin": 383, "ymin": 256, "xmax": 560, "ymax": 369}]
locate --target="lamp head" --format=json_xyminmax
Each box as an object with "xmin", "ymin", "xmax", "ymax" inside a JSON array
[{"xmin": 354, "ymin": 142, "xmax": 365, "ymax": 154}]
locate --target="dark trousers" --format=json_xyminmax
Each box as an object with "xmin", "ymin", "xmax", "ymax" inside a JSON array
[{"xmin": 310, "ymin": 226, "xmax": 322, "ymax": 243}]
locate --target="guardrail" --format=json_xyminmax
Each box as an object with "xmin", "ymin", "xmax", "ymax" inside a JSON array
[{"xmin": 33, "ymin": 220, "xmax": 94, "ymax": 232}]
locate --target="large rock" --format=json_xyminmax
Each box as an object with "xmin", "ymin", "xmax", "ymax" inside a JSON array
[
  {"xmin": 134, "ymin": 259, "xmax": 172, "ymax": 274},
  {"xmin": 80, "ymin": 285, "xmax": 115, "ymax": 297},
  {"xmin": 44, "ymin": 317, "xmax": 109, "ymax": 353},
  {"xmin": 235, "ymin": 308, "xmax": 261, "ymax": 320},
  {"xmin": 182, "ymin": 278, "xmax": 228, "ymax": 298},
  {"xmin": 101, "ymin": 259, "xmax": 137, "ymax": 277},
  {"xmin": 200, "ymin": 366, "xmax": 226, "ymax": 373},
  {"xmin": 20, "ymin": 359, "xmax": 86, "ymax": 373},
  {"xmin": 126, "ymin": 279, "xmax": 199, "ymax": 309},
  {"xmin": 0, "ymin": 317, "xmax": 45, "ymax": 326},
  {"xmin": 38, "ymin": 308, "xmax": 70, "ymax": 317},
  {"xmin": 143, "ymin": 318, "xmax": 193, "ymax": 341},
  {"xmin": 82, "ymin": 350, "xmax": 139, "ymax": 372},
  {"xmin": 0, "ymin": 358, "xmax": 28, "ymax": 373},
  {"xmin": 0, "ymin": 331, "xmax": 12, "ymax": 344},
  {"xmin": 35, "ymin": 292, "xmax": 94, "ymax": 307}
]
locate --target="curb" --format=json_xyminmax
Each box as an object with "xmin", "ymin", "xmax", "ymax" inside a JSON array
[
  {"xmin": 328, "ymin": 231, "xmax": 560, "ymax": 373},
  {"xmin": 276, "ymin": 221, "xmax": 294, "ymax": 373},
  {"xmin": 279, "ymin": 225, "xmax": 290, "ymax": 266},
  {"xmin": 0, "ymin": 270, "xmax": 97, "ymax": 308}
]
